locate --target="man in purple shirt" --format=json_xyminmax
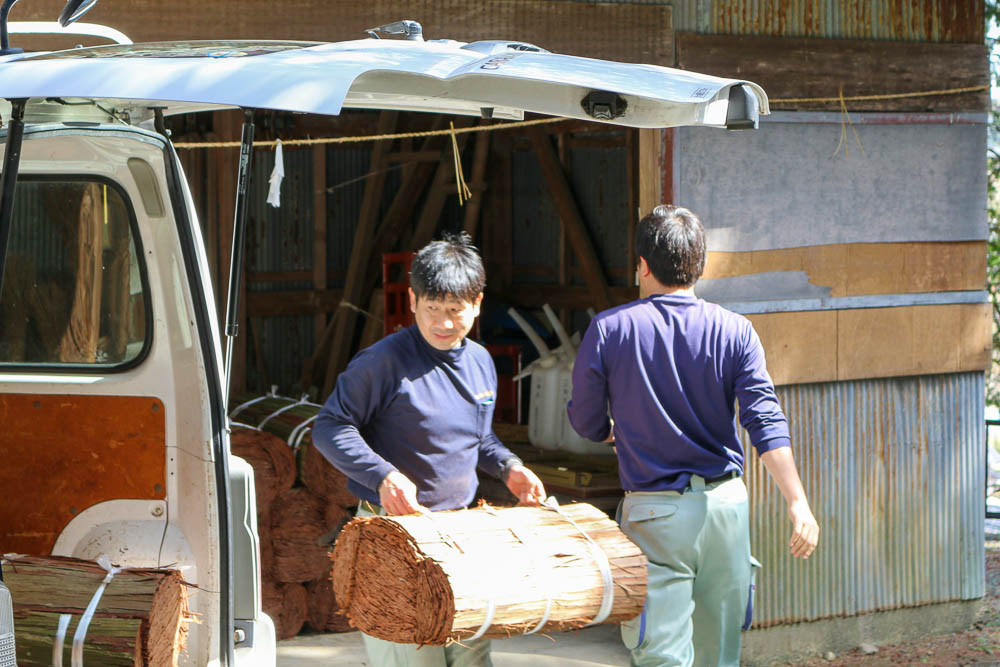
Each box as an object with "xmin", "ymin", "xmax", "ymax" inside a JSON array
[
  {"xmin": 314, "ymin": 233, "xmax": 546, "ymax": 666},
  {"xmin": 568, "ymin": 205, "xmax": 818, "ymax": 666}
]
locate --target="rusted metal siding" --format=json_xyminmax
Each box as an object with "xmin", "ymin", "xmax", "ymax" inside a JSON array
[
  {"xmin": 567, "ymin": 0, "xmax": 984, "ymax": 43},
  {"xmin": 743, "ymin": 372, "xmax": 985, "ymax": 627}
]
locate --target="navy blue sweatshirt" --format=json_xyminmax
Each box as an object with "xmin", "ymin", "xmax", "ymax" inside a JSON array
[
  {"xmin": 567, "ymin": 294, "xmax": 790, "ymax": 493},
  {"xmin": 312, "ymin": 326, "xmax": 514, "ymax": 510}
]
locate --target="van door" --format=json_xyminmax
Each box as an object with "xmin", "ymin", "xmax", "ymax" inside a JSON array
[{"xmin": 0, "ymin": 125, "xmax": 265, "ymax": 666}]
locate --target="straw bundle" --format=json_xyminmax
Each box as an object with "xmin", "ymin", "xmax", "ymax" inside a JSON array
[
  {"xmin": 229, "ymin": 393, "xmax": 357, "ymax": 508},
  {"xmin": 306, "ymin": 578, "xmax": 352, "ymax": 633},
  {"xmin": 2, "ymin": 554, "xmax": 189, "ymax": 666},
  {"xmin": 331, "ymin": 502, "xmax": 646, "ymax": 645},
  {"xmin": 230, "ymin": 426, "xmax": 296, "ymax": 508},
  {"xmin": 271, "ymin": 488, "xmax": 335, "ymax": 583},
  {"xmin": 262, "ymin": 582, "xmax": 307, "ymax": 641},
  {"xmin": 297, "ymin": 437, "xmax": 358, "ymax": 508}
]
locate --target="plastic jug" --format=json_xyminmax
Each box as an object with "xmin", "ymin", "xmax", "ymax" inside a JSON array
[
  {"xmin": 508, "ymin": 307, "xmax": 561, "ymax": 450},
  {"xmin": 540, "ymin": 305, "xmax": 609, "ymax": 455}
]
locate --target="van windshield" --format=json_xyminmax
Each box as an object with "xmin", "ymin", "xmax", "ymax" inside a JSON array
[{"xmin": 0, "ymin": 179, "xmax": 148, "ymax": 368}]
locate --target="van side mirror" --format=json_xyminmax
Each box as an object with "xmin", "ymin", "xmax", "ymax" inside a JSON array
[{"xmin": 58, "ymin": 0, "xmax": 98, "ymax": 27}]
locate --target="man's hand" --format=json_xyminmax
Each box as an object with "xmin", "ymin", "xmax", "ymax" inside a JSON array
[
  {"xmin": 788, "ymin": 499, "xmax": 819, "ymax": 559},
  {"xmin": 759, "ymin": 447, "xmax": 819, "ymax": 559},
  {"xmin": 505, "ymin": 464, "xmax": 546, "ymax": 505},
  {"xmin": 378, "ymin": 471, "xmax": 428, "ymax": 515}
]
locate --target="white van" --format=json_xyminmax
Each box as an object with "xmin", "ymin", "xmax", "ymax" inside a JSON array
[{"xmin": 0, "ymin": 3, "xmax": 767, "ymax": 665}]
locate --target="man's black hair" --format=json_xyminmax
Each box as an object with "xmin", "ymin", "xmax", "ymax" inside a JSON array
[
  {"xmin": 409, "ymin": 231, "xmax": 486, "ymax": 303},
  {"xmin": 635, "ymin": 204, "xmax": 706, "ymax": 288}
]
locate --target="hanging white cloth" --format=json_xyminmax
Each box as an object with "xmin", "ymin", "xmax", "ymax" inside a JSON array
[{"xmin": 266, "ymin": 139, "xmax": 285, "ymax": 207}]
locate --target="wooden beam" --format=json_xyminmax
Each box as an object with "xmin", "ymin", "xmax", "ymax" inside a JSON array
[
  {"xmin": 320, "ymin": 110, "xmax": 398, "ymax": 398},
  {"xmin": 638, "ymin": 128, "xmax": 662, "ymax": 214},
  {"xmin": 462, "ymin": 121, "xmax": 492, "ymax": 239},
  {"xmin": 529, "ymin": 127, "xmax": 613, "ymax": 311},
  {"xmin": 404, "ymin": 124, "xmax": 473, "ymax": 250},
  {"xmin": 675, "ymin": 33, "xmax": 989, "ymax": 113},
  {"xmin": 248, "ymin": 289, "xmax": 345, "ymax": 318},
  {"xmin": 313, "ymin": 146, "xmax": 328, "ymax": 344}
]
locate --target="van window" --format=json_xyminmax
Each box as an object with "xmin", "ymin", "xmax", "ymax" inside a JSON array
[{"xmin": 0, "ymin": 180, "xmax": 148, "ymax": 368}]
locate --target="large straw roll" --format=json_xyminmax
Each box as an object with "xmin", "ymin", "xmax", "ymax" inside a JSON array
[
  {"xmin": 229, "ymin": 426, "xmax": 296, "ymax": 508},
  {"xmin": 331, "ymin": 502, "xmax": 646, "ymax": 646}
]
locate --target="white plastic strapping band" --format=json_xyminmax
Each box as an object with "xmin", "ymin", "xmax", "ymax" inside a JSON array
[
  {"xmin": 266, "ymin": 139, "xmax": 285, "ymax": 208},
  {"xmin": 288, "ymin": 414, "xmax": 320, "ymax": 450},
  {"xmin": 71, "ymin": 555, "xmax": 120, "ymax": 667},
  {"xmin": 468, "ymin": 596, "xmax": 496, "ymax": 641},
  {"xmin": 258, "ymin": 395, "xmax": 312, "ymax": 430},
  {"xmin": 52, "ymin": 614, "xmax": 72, "ymax": 666},
  {"xmin": 229, "ymin": 387, "xmax": 277, "ymax": 421},
  {"xmin": 542, "ymin": 497, "xmax": 614, "ymax": 626}
]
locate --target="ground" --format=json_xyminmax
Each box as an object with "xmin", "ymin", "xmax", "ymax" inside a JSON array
[{"xmin": 789, "ymin": 542, "xmax": 1000, "ymax": 666}]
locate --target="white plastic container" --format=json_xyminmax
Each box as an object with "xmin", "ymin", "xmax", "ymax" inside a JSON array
[
  {"xmin": 541, "ymin": 305, "xmax": 608, "ymax": 455},
  {"xmin": 508, "ymin": 307, "xmax": 561, "ymax": 450}
]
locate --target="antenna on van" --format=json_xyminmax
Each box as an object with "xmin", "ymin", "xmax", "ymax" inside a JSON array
[
  {"xmin": 0, "ymin": 0, "xmax": 99, "ymax": 54},
  {"xmin": 58, "ymin": 0, "xmax": 98, "ymax": 27}
]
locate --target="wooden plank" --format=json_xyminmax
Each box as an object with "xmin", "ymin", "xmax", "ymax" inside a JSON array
[
  {"xmin": 529, "ymin": 127, "xmax": 613, "ymax": 311},
  {"xmin": 247, "ymin": 289, "xmax": 345, "ymax": 317},
  {"xmin": 702, "ymin": 241, "xmax": 986, "ymax": 298},
  {"xmin": 744, "ymin": 303, "xmax": 990, "ymax": 385},
  {"xmin": 0, "ymin": 394, "xmax": 166, "ymax": 554},
  {"xmin": 462, "ymin": 121, "xmax": 492, "ymax": 239},
  {"xmin": 638, "ymin": 129, "xmax": 662, "ymax": 215},
  {"xmin": 313, "ymin": 146, "xmax": 328, "ymax": 344},
  {"xmin": 321, "ymin": 111, "xmax": 398, "ymax": 398},
  {"xmin": 747, "ymin": 310, "xmax": 838, "ymax": 386},
  {"xmin": 405, "ymin": 125, "xmax": 473, "ymax": 250},
  {"xmin": 483, "ymin": 132, "xmax": 514, "ymax": 292},
  {"xmin": 675, "ymin": 33, "xmax": 989, "ymax": 113}
]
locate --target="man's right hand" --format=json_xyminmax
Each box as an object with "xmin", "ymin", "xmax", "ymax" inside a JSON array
[{"xmin": 378, "ymin": 471, "xmax": 428, "ymax": 515}]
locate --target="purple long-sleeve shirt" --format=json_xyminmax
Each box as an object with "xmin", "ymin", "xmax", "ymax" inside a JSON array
[
  {"xmin": 567, "ymin": 294, "xmax": 790, "ymax": 492},
  {"xmin": 312, "ymin": 326, "xmax": 514, "ymax": 510}
]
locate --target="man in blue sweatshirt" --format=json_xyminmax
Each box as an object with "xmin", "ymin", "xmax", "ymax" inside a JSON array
[
  {"xmin": 313, "ymin": 232, "xmax": 546, "ymax": 667},
  {"xmin": 567, "ymin": 205, "xmax": 819, "ymax": 667}
]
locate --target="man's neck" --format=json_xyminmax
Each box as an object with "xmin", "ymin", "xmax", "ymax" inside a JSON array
[{"xmin": 641, "ymin": 282, "xmax": 696, "ymax": 298}]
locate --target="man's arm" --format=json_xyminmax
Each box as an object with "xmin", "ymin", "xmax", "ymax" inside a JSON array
[
  {"xmin": 567, "ymin": 320, "xmax": 613, "ymax": 442},
  {"xmin": 736, "ymin": 323, "xmax": 818, "ymax": 559},
  {"xmin": 312, "ymin": 349, "xmax": 426, "ymax": 515},
  {"xmin": 760, "ymin": 447, "xmax": 818, "ymax": 559}
]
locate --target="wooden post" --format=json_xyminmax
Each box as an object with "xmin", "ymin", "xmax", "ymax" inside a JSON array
[
  {"xmin": 321, "ymin": 111, "xmax": 398, "ymax": 398},
  {"xmin": 529, "ymin": 127, "xmax": 612, "ymax": 312},
  {"xmin": 462, "ymin": 121, "xmax": 492, "ymax": 239},
  {"xmin": 638, "ymin": 128, "xmax": 663, "ymax": 214},
  {"xmin": 313, "ymin": 146, "xmax": 328, "ymax": 345}
]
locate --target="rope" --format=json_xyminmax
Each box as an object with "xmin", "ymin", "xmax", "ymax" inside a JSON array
[
  {"xmin": 173, "ymin": 117, "xmax": 566, "ymax": 149},
  {"xmin": 541, "ymin": 497, "xmax": 614, "ymax": 627},
  {"xmin": 771, "ymin": 84, "xmax": 988, "ymax": 105},
  {"xmin": 450, "ymin": 121, "xmax": 472, "ymax": 205}
]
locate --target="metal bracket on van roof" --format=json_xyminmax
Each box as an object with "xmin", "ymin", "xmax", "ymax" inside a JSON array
[{"xmin": 365, "ymin": 20, "xmax": 423, "ymax": 41}]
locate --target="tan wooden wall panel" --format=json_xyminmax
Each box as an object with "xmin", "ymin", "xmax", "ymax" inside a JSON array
[
  {"xmin": 703, "ymin": 241, "xmax": 985, "ymax": 298},
  {"xmin": 0, "ymin": 394, "xmax": 166, "ymax": 555},
  {"xmin": 748, "ymin": 303, "xmax": 990, "ymax": 386},
  {"xmin": 17, "ymin": 1, "xmax": 672, "ymax": 65}
]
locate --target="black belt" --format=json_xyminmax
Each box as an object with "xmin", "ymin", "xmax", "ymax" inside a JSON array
[{"xmin": 705, "ymin": 470, "xmax": 740, "ymax": 485}]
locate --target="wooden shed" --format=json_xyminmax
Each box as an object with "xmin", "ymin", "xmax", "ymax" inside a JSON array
[{"xmin": 14, "ymin": 0, "xmax": 989, "ymax": 661}]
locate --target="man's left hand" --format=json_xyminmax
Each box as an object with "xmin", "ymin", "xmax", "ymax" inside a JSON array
[{"xmin": 505, "ymin": 465, "xmax": 546, "ymax": 505}]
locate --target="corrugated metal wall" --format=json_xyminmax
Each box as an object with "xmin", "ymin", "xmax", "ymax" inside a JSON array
[
  {"xmin": 743, "ymin": 372, "xmax": 986, "ymax": 627},
  {"xmin": 564, "ymin": 0, "xmax": 983, "ymax": 42}
]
